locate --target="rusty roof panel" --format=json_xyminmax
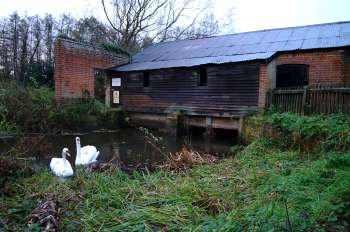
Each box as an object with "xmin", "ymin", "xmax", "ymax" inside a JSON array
[
  {"xmin": 116, "ymin": 52, "xmax": 274, "ymax": 71},
  {"xmin": 113, "ymin": 21, "xmax": 350, "ymax": 71}
]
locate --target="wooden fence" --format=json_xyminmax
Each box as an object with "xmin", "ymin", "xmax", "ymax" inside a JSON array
[{"xmin": 266, "ymin": 84, "xmax": 350, "ymax": 115}]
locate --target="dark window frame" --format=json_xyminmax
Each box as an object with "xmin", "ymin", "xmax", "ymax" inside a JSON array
[
  {"xmin": 143, "ymin": 71, "xmax": 150, "ymax": 87},
  {"xmin": 276, "ymin": 64, "xmax": 309, "ymax": 88},
  {"xmin": 197, "ymin": 66, "xmax": 207, "ymax": 86}
]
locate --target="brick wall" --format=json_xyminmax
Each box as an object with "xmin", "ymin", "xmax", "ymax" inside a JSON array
[
  {"xmin": 276, "ymin": 49, "xmax": 350, "ymax": 84},
  {"xmin": 258, "ymin": 48, "xmax": 350, "ymax": 107},
  {"xmin": 54, "ymin": 38, "xmax": 128, "ymax": 104},
  {"xmin": 258, "ymin": 64, "xmax": 268, "ymax": 107}
]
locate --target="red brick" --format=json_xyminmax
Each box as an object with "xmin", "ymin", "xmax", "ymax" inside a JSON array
[
  {"xmin": 54, "ymin": 38, "xmax": 128, "ymax": 104},
  {"xmin": 258, "ymin": 49, "xmax": 350, "ymax": 107}
]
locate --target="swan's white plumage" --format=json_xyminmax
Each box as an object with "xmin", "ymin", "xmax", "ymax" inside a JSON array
[
  {"xmin": 49, "ymin": 148, "xmax": 74, "ymax": 177},
  {"xmin": 75, "ymin": 137, "xmax": 100, "ymax": 165}
]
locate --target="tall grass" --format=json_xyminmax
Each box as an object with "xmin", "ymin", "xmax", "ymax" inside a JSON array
[
  {"xmin": 242, "ymin": 111, "xmax": 350, "ymax": 153},
  {"xmin": 1, "ymin": 111, "xmax": 350, "ymax": 231},
  {"xmin": 1, "ymin": 143, "xmax": 350, "ymax": 231},
  {"xmin": 0, "ymin": 81, "xmax": 124, "ymax": 134}
]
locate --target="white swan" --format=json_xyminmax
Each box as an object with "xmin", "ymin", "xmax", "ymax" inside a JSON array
[
  {"xmin": 49, "ymin": 148, "xmax": 74, "ymax": 177},
  {"xmin": 75, "ymin": 137, "xmax": 100, "ymax": 166}
]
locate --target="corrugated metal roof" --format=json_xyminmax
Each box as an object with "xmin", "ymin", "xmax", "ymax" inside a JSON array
[{"xmin": 113, "ymin": 21, "xmax": 350, "ymax": 72}]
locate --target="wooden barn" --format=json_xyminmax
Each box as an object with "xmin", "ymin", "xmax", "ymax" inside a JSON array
[
  {"xmin": 106, "ymin": 21, "xmax": 350, "ymax": 133},
  {"xmin": 54, "ymin": 21, "xmax": 350, "ymax": 134}
]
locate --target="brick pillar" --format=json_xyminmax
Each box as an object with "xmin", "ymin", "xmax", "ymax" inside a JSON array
[{"xmin": 258, "ymin": 64, "xmax": 269, "ymax": 108}]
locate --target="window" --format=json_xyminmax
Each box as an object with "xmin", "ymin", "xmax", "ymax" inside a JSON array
[
  {"xmin": 198, "ymin": 67, "xmax": 207, "ymax": 86},
  {"xmin": 276, "ymin": 64, "xmax": 309, "ymax": 88},
  {"xmin": 143, "ymin": 72, "xmax": 150, "ymax": 87}
]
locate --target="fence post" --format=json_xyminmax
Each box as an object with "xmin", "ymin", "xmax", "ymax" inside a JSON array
[
  {"xmin": 301, "ymin": 86, "xmax": 309, "ymax": 115},
  {"xmin": 266, "ymin": 89, "xmax": 273, "ymax": 108}
]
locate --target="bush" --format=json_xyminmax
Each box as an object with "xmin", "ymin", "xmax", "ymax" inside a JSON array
[
  {"xmin": 58, "ymin": 98, "xmax": 124, "ymax": 130},
  {"xmin": 0, "ymin": 83, "xmax": 58, "ymax": 133},
  {"xmin": 0, "ymin": 81, "xmax": 125, "ymax": 133},
  {"xmin": 242, "ymin": 111, "xmax": 350, "ymax": 153}
]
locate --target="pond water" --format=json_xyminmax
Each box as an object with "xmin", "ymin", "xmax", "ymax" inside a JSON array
[{"xmin": 0, "ymin": 127, "xmax": 236, "ymax": 171}]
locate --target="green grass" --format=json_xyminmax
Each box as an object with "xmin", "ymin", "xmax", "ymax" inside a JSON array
[
  {"xmin": 242, "ymin": 112, "xmax": 350, "ymax": 153},
  {"xmin": 1, "ymin": 139, "xmax": 350, "ymax": 231},
  {"xmin": 0, "ymin": 81, "xmax": 125, "ymax": 134},
  {"xmin": 2, "ymin": 112, "xmax": 350, "ymax": 231}
]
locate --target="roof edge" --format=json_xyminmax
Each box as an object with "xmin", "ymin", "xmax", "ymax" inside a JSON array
[
  {"xmin": 55, "ymin": 36, "xmax": 128, "ymax": 59},
  {"xmin": 111, "ymin": 45, "xmax": 350, "ymax": 72},
  {"xmin": 145, "ymin": 20, "xmax": 350, "ymax": 47}
]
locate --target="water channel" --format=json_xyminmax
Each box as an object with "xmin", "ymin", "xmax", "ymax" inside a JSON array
[{"xmin": 0, "ymin": 127, "xmax": 237, "ymax": 171}]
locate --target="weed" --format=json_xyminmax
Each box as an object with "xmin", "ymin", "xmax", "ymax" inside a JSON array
[
  {"xmin": 242, "ymin": 111, "xmax": 350, "ymax": 153},
  {"xmin": 158, "ymin": 147, "xmax": 217, "ymax": 173},
  {"xmin": 2, "ymin": 147, "xmax": 350, "ymax": 231},
  {"xmin": 1, "ymin": 111, "xmax": 350, "ymax": 231},
  {"xmin": 0, "ymin": 81, "xmax": 125, "ymax": 133}
]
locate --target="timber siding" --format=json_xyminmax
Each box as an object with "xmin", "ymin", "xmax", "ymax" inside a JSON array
[{"xmin": 117, "ymin": 62, "xmax": 260, "ymax": 116}]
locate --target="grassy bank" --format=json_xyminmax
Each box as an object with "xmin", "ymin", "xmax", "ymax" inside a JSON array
[
  {"xmin": 241, "ymin": 111, "xmax": 350, "ymax": 153},
  {"xmin": 1, "ymin": 143, "xmax": 350, "ymax": 231},
  {"xmin": 0, "ymin": 81, "xmax": 125, "ymax": 134},
  {"xmin": 1, "ymin": 112, "xmax": 350, "ymax": 231}
]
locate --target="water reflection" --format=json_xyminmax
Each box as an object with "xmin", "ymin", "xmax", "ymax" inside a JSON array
[{"xmin": 0, "ymin": 128, "xmax": 236, "ymax": 170}]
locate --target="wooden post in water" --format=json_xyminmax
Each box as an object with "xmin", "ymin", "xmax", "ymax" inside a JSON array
[
  {"xmin": 166, "ymin": 113, "xmax": 178, "ymax": 136},
  {"xmin": 204, "ymin": 116, "xmax": 214, "ymax": 138}
]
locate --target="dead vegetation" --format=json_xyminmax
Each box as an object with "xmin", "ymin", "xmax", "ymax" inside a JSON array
[
  {"xmin": 26, "ymin": 195, "xmax": 59, "ymax": 232},
  {"xmin": 158, "ymin": 147, "xmax": 217, "ymax": 173},
  {"xmin": 192, "ymin": 192, "xmax": 228, "ymax": 215}
]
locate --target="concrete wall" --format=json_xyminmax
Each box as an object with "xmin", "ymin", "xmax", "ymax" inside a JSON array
[{"xmin": 128, "ymin": 112, "xmax": 242, "ymax": 136}]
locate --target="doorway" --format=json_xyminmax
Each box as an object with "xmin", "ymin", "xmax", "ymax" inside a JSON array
[{"xmin": 94, "ymin": 69, "xmax": 110, "ymax": 106}]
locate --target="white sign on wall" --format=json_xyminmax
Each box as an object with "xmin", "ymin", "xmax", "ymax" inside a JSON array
[
  {"xmin": 113, "ymin": 90, "xmax": 120, "ymax": 104},
  {"xmin": 112, "ymin": 78, "xmax": 121, "ymax": 87}
]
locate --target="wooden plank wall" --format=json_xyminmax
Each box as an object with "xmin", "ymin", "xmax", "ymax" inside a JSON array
[
  {"xmin": 118, "ymin": 62, "xmax": 260, "ymax": 117},
  {"xmin": 266, "ymin": 84, "xmax": 350, "ymax": 114}
]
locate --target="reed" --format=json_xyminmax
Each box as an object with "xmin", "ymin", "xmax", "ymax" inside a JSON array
[
  {"xmin": 158, "ymin": 147, "xmax": 217, "ymax": 173},
  {"xmin": 1, "ymin": 145, "xmax": 350, "ymax": 231},
  {"xmin": 1, "ymin": 112, "xmax": 350, "ymax": 231}
]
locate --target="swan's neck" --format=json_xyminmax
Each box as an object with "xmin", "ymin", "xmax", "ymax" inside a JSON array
[
  {"xmin": 76, "ymin": 142, "xmax": 81, "ymax": 161},
  {"xmin": 62, "ymin": 152, "xmax": 67, "ymax": 163}
]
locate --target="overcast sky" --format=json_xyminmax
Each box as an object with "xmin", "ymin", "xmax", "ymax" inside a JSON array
[{"xmin": 0, "ymin": 0, "xmax": 349, "ymax": 33}]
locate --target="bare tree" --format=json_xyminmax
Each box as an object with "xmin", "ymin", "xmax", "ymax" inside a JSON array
[
  {"xmin": 56, "ymin": 14, "xmax": 76, "ymax": 37},
  {"xmin": 101, "ymin": 0, "xmax": 209, "ymax": 50},
  {"xmin": 0, "ymin": 13, "xmax": 116, "ymax": 86},
  {"xmin": 219, "ymin": 6, "xmax": 235, "ymax": 35},
  {"xmin": 71, "ymin": 16, "xmax": 111, "ymax": 44},
  {"xmin": 44, "ymin": 14, "xmax": 53, "ymax": 63},
  {"xmin": 167, "ymin": 10, "xmax": 219, "ymax": 40},
  {"xmin": 0, "ymin": 2, "xmax": 233, "ymax": 86},
  {"xmin": 0, "ymin": 17, "xmax": 11, "ymax": 78},
  {"xmin": 9, "ymin": 13, "xmax": 20, "ymax": 81},
  {"xmin": 18, "ymin": 17, "xmax": 29, "ymax": 86}
]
